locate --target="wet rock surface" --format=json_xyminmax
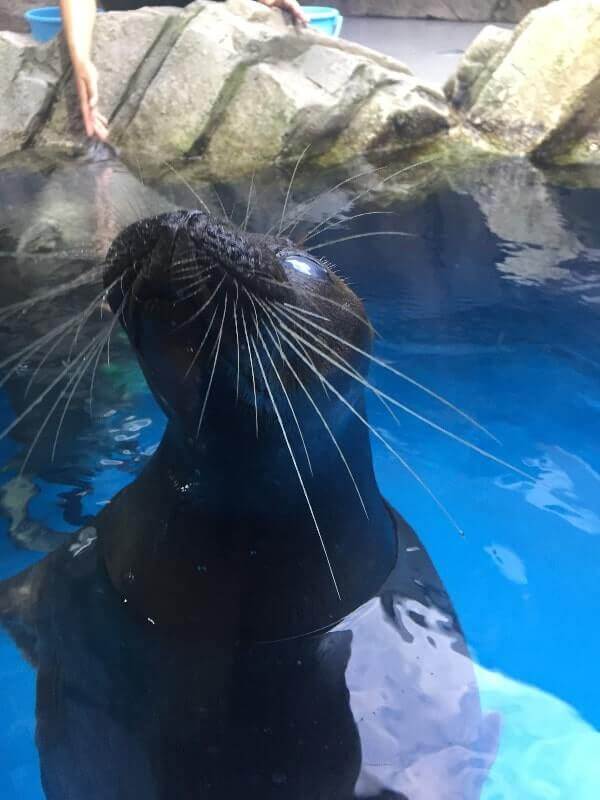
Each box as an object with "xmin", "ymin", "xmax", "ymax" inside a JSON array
[
  {"xmin": 1, "ymin": 0, "xmax": 598, "ymax": 179},
  {"xmin": 0, "ymin": 30, "xmax": 62, "ymax": 156},
  {"xmin": 0, "ymin": 0, "xmax": 448, "ymax": 178},
  {"xmin": 446, "ymin": 0, "xmax": 600, "ymax": 164}
]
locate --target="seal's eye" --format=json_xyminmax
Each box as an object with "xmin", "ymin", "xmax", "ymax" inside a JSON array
[{"xmin": 281, "ymin": 254, "xmax": 329, "ymax": 280}]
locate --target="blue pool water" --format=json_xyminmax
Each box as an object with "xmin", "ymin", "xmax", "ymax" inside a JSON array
[
  {"xmin": 337, "ymin": 178, "xmax": 600, "ymax": 798},
  {"xmin": 0, "ymin": 157, "xmax": 599, "ymax": 798}
]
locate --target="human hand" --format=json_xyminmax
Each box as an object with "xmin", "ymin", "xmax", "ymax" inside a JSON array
[
  {"xmin": 73, "ymin": 58, "xmax": 109, "ymax": 141},
  {"xmin": 256, "ymin": 0, "xmax": 309, "ymax": 26}
]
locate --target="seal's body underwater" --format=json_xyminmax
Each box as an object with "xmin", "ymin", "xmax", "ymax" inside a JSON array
[{"xmin": 0, "ymin": 210, "xmax": 498, "ymax": 799}]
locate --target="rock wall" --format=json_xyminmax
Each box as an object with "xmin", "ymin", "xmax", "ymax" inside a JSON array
[
  {"xmin": 1, "ymin": 0, "xmax": 599, "ymax": 180},
  {"xmin": 0, "ymin": 0, "xmax": 449, "ymax": 179},
  {"xmin": 445, "ymin": 0, "xmax": 600, "ymax": 164},
  {"xmin": 329, "ymin": 1, "xmax": 551, "ymax": 23}
]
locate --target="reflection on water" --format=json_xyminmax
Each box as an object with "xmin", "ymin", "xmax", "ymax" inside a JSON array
[
  {"xmin": 0, "ymin": 154, "xmax": 599, "ymax": 798},
  {"xmin": 477, "ymin": 666, "xmax": 600, "ymax": 800},
  {"xmin": 518, "ymin": 447, "xmax": 600, "ymax": 535}
]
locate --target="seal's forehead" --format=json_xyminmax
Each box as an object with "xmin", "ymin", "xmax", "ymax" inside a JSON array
[{"xmin": 112, "ymin": 210, "xmax": 207, "ymax": 251}]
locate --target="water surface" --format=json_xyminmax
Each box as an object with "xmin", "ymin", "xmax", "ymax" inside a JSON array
[{"xmin": 0, "ymin": 155, "xmax": 599, "ymax": 799}]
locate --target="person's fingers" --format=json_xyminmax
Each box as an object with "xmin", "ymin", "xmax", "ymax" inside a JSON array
[
  {"xmin": 87, "ymin": 82, "xmax": 98, "ymax": 110},
  {"xmin": 95, "ymin": 112, "xmax": 109, "ymax": 127},
  {"xmin": 76, "ymin": 77, "xmax": 95, "ymax": 138},
  {"xmin": 84, "ymin": 61, "xmax": 99, "ymax": 110},
  {"xmin": 74, "ymin": 60, "xmax": 103, "ymax": 139},
  {"xmin": 93, "ymin": 117, "xmax": 110, "ymax": 142},
  {"xmin": 258, "ymin": 0, "xmax": 308, "ymax": 24},
  {"xmin": 285, "ymin": 0, "xmax": 309, "ymax": 24}
]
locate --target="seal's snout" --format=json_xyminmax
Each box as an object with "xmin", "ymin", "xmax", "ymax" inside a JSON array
[
  {"xmin": 103, "ymin": 207, "xmax": 373, "ymax": 429},
  {"xmin": 189, "ymin": 218, "xmax": 287, "ymax": 287},
  {"xmin": 103, "ymin": 210, "xmax": 206, "ymax": 312}
]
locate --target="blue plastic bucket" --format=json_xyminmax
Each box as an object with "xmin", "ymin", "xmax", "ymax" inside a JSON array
[
  {"xmin": 303, "ymin": 6, "xmax": 344, "ymax": 38},
  {"xmin": 24, "ymin": 6, "xmax": 62, "ymax": 43}
]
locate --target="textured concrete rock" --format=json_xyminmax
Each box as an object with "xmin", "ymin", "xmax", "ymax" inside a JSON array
[
  {"xmin": 118, "ymin": 0, "xmax": 425, "ymax": 172},
  {"xmin": 0, "ymin": 31, "xmax": 62, "ymax": 157},
  {"xmin": 116, "ymin": 1, "xmax": 302, "ymax": 160},
  {"xmin": 326, "ymin": 80, "xmax": 449, "ymax": 165},
  {"xmin": 329, "ymin": 1, "xmax": 550, "ymax": 23},
  {"xmin": 444, "ymin": 25, "xmax": 512, "ymax": 110},
  {"xmin": 36, "ymin": 6, "xmax": 179, "ymax": 151},
  {"xmin": 0, "ymin": 0, "xmax": 448, "ymax": 178},
  {"xmin": 569, "ymin": 121, "xmax": 600, "ymax": 164},
  {"xmin": 448, "ymin": 0, "xmax": 600, "ymax": 161},
  {"xmin": 1, "ymin": 1, "xmax": 444, "ymax": 177},
  {"xmin": 200, "ymin": 60, "xmax": 335, "ymax": 175}
]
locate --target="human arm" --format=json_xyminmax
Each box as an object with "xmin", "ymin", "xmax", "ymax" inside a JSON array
[
  {"xmin": 60, "ymin": 0, "xmax": 109, "ymax": 140},
  {"xmin": 256, "ymin": 0, "xmax": 309, "ymax": 26}
]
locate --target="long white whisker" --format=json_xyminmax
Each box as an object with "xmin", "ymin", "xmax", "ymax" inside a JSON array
[
  {"xmin": 0, "ymin": 273, "xmax": 119, "ymax": 373},
  {"xmin": 17, "ymin": 325, "xmax": 111, "ymax": 474},
  {"xmin": 169, "ymin": 257, "xmax": 207, "ymax": 277},
  {"xmin": 251, "ymin": 274, "xmax": 374, "ymax": 332},
  {"xmin": 0, "ymin": 268, "xmax": 103, "ymax": 322},
  {"xmin": 251, "ymin": 309, "xmax": 313, "ymax": 475},
  {"xmin": 279, "ymin": 164, "xmax": 388, "ymax": 239},
  {"xmin": 0, "ymin": 317, "xmax": 78, "ymax": 386},
  {"xmin": 106, "ymin": 324, "xmax": 113, "ymax": 367},
  {"xmin": 250, "ymin": 336, "xmax": 341, "ymax": 599},
  {"xmin": 306, "ymin": 230, "xmax": 414, "ymax": 252},
  {"xmin": 297, "ymin": 338, "xmax": 330, "ymax": 399},
  {"xmin": 303, "ymin": 210, "xmax": 402, "ymax": 244},
  {"xmin": 277, "ymin": 303, "xmax": 400, "ymax": 413},
  {"xmin": 279, "ymin": 144, "xmax": 311, "ymax": 236},
  {"xmin": 24, "ymin": 324, "xmax": 75, "ymax": 398},
  {"xmin": 241, "ymin": 307, "xmax": 259, "ymax": 438},
  {"xmin": 51, "ymin": 315, "xmax": 120, "ymax": 462},
  {"xmin": 298, "ymin": 157, "xmax": 436, "ymax": 243},
  {"xmin": 88, "ymin": 327, "xmax": 110, "ymax": 417},
  {"xmin": 271, "ymin": 304, "xmax": 530, "ymax": 480},
  {"xmin": 242, "ymin": 172, "xmax": 256, "ymax": 233},
  {"xmin": 211, "ymin": 185, "xmax": 229, "ymax": 223},
  {"xmin": 196, "ymin": 294, "xmax": 228, "ymax": 438},
  {"xmin": 171, "ymin": 266, "xmax": 213, "ymax": 283},
  {"xmin": 184, "ymin": 303, "xmax": 219, "ymax": 380},
  {"xmin": 263, "ymin": 314, "xmax": 464, "ymax": 536},
  {"xmin": 163, "ymin": 162, "xmax": 212, "ymax": 216},
  {"xmin": 0, "ymin": 275, "xmax": 120, "ymax": 389},
  {"xmin": 282, "ymin": 302, "xmax": 330, "ymax": 321},
  {"xmin": 172, "ymin": 277, "xmax": 211, "ymax": 306},
  {"xmin": 67, "ymin": 276, "xmax": 121, "ymax": 362},
  {"xmin": 233, "ymin": 281, "xmax": 241, "ymax": 402},
  {"xmin": 279, "ymin": 303, "xmax": 498, "ymax": 443},
  {"xmin": 255, "ymin": 297, "xmax": 368, "ymax": 517},
  {"xmin": 175, "ymin": 276, "xmax": 225, "ymax": 331}
]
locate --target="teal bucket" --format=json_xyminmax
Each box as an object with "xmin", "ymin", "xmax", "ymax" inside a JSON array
[
  {"xmin": 25, "ymin": 6, "xmax": 104, "ymax": 43},
  {"xmin": 303, "ymin": 6, "xmax": 344, "ymax": 38},
  {"xmin": 24, "ymin": 7, "xmax": 62, "ymax": 43},
  {"xmin": 25, "ymin": 5, "xmax": 344, "ymax": 44}
]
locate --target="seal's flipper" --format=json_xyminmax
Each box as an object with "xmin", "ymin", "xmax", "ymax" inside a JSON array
[{"xmin": 0, "ymin": 560, "xmax": 45, "ymax": 667}]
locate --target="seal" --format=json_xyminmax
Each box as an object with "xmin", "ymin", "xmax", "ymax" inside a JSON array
[{"xmin": 0, "ymin": 209, "xmax": 499, "ymax": 799}]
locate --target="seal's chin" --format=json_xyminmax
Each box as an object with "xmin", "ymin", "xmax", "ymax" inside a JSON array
[{"xmin": 103, "ymin": 209, "xmax": 373, "ymax": 430}]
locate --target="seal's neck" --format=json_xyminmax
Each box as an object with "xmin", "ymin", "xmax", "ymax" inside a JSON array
[{"xmin": 100, "ymin": 402, "xmax": 397, "ymax": 639}]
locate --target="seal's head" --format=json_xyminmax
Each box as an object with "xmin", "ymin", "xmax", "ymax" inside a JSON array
[
  {"xmin": 103, "ymin": 210, "xmax": 373, "ymax": 437},
  {"xmin": 101, "ymin": 210, "xmax": 396, "ymax": 631}
]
